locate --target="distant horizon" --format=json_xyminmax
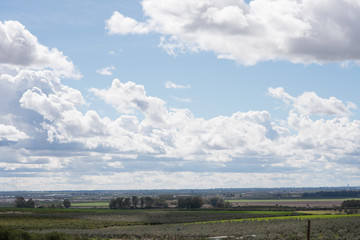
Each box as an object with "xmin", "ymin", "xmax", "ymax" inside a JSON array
[{"xmin": 1, "ymin": 186, "xmax": 360, "ymax": 193}]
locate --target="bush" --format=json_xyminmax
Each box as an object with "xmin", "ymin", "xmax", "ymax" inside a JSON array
[{"xmin": 341, "ymin": 199, "xmax": 360, "ymax": 208}]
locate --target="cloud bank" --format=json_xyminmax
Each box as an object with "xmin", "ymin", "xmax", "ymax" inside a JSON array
[
  {"xmin": 106, "ymin": 0, "xmax": 360, "ymax": 65},
  {"xmin": 1, "ymin": 67, "xmax": 360, "ymax": 189}
]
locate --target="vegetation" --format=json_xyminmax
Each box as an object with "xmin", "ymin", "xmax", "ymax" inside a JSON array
[
  {"xmin": 109, "ymin": 196, "xmax": 167, "ymax": 209},
  {"xmin": 2, "ymin": 188, "xmax": 360, "ymax": 239},
  {"xmin": 208, "ymin": 197, "xmax": 231, "ymax": 208},
  {"xmin": 341, "ymin": 199, "xmax": 360, "ymax": 208},
  {"xmin": 177, "ymin": 196, "xmax": 203, "ymax": 209},
  {"xmin": 0, "ymin": 227, "xmax": 89, "ymax": 240},
  {"xmin": 303, "ymin": 190, "xmax": 360, "ymax": 198},
  {"xmin": 63, "ymin": 199, "xmax": 71, "ymax": 209},
  {"xmin": 1, "ymin": 205, "xmax": 360, "ymax": 239},
  {"xmin": 14, "ymin": 197, "xmax": 35, "ymax": 208}
]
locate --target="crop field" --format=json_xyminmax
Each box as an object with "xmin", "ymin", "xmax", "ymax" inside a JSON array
[
  {"xmin": 1, "ymin": 207, "xmax": 360, "ymax": 239},
  {"xmin": 228, "ymin": 198, "xmax": 360, "ymax": 208},
  {"xmin": 71, "ymin": 201, "xmax": 109, "ymax": 207}
]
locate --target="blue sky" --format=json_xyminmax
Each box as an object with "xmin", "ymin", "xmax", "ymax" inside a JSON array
[{"xmin": 1, "ymin": 0, "xmax": 360, "ymax": 190}]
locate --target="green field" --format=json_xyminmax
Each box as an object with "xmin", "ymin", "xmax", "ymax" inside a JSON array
[
  {"xmin": 227, "ymin": 198, "xmax": 360, "ymax": 202},
  {"xmin": 1, "ymin": 207, "xmax": 360, "ymax": 239},
  {"xmin": 70, "ymin": 201, "xmax": 109, "ymax": 207}
]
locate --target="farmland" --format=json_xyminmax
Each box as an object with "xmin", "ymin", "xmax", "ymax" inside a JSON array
[
  {"xmin": 1, "ymin": 188, "xmax": 360, "ymax": 239},
  {"xmin": 228, "ymin": 198, "xmax": 360, "ymax": 208},
  {"xmin": 71, "ymin": 202, "xmax": 109, "ymax": 208},
  {"xmin": 1, "ymin": 207, "xmax": 360, "ymax": 239}
]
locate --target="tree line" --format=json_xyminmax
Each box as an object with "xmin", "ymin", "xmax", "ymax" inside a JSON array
[
  {"xmin": 109, "ymin": 196, "xmax": 168, "ymax": 209},
  {"xmin": 14, "ymin": 196, "xmax": 71, "ymax": 209},
  {"xmin": 303, "ymin": 191, "xmax": 360, "ymax": 198},
  {"xmin": 109, "ymin": 196, "xmax": 229, "ymax": 209}
]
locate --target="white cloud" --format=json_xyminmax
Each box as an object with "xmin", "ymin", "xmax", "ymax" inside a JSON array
[
  {"xmin": 159, "ymin": 36, "xmax": 188, "ymax": 56},
  {"xmin": 269, "ymin": 87, "xmax": 356, "ymax": 116},
  {"xmin": 105, "ymin": 11, "xmax": 150, "ymax": 35},
  {"xmin": 0, "ymin": 124, "xmax": 28, "ymax": 141},
  {"xmin": 10, "ymin": 74, "xmax": 360, "ymax": 172},
  {"xmin": 108, "ymin": 161, "xmax": 124, "ymax": 169},
  {"xmin": 0, "ymin": 21, "xmax": 81, "ymax": 79},
  {"xmin": 90, "ymin": 79, "xmax": 168, "ymax": 126},
  {"xmin": 172, "ymin": 97, "xmax": 191, "ymax": 103},
  {"xmin": 2, "ymin": 68, "xmax": 360, "ymax": 188},
  {"xmin": 107, "ymin": 0, "xmax": 360, "ymax": 65},
  {"xmin": 96, "ymin": 65, "xmax": 115, "ymax": 76},
  {"xmin": 164, "ymin": 81, "xmax": 190, "ymax": 89},
  {"xmin": 1, "ymin": 170, "xmax": 360, "ymax": 191}
]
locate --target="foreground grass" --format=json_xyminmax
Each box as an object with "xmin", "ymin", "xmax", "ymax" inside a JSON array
[
  {"xmin": 0, "ymin": 208, "xmax": 300, "ymax": 231},
  {"xmin": 35, "ymin": 215, "xmax": 360, "ymax": 239}
]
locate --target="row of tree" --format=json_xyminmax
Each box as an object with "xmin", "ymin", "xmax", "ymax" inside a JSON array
[
  {"xmin": 109, "ymin": 196, "xmax": 229, "ymax": 209},
  {"xmin": 14, "ymin": 196, "xmax": 71, "ymax": 209},
  {"xmin": 109, "ymin": 196, "xmax": 168, "ymax": 209},
  {"xmin": 303, "ymin": 191, "xmax": 360, "ymax": 198}
]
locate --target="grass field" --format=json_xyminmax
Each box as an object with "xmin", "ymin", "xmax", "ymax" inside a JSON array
[
  {"xmin": 227, "ymin": 198, "xmax": 360, "ymax": 202},
  {"xmin": 1, "ymin": 207, "xmax": 360, "ymax": 239},
  {"xmin": 227, "ymin": 198, "xmax": 360, "ymax": 208},
  {"xmin": 70, "ymin": 202, "xmax": 109, "ymax": 207}
]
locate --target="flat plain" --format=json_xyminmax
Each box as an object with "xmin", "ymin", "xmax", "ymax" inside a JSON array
[
  {"xmin": 228, "ymin": 198, "xmax": 360, "ymax": 208},
  {"xmin": 1, "ymin": 207, "xmax": 360, "ymax": 239}
]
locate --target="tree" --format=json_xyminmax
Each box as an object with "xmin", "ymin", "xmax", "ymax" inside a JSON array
[
  {"xmin": 63, "ymin": 199, "xmax": 71, "ymax": 208},
  {"xmin": 109, "ymin": 198, "xmax": 117, "ymax": 209},
  {"xmin": 131, "ymin": 196, "xmax": 138, "ymax": 208},
  {"xmin": 190, "ymin": 196, "xmax": 203, "ymax": 208},
  {"xmin": 140, "ymin": 197, "xmax": 145, "ymax": 208},
  {"xmin": 341, "ymin": 200, "xmax": 360, "ymax": 208},
  {"xmin": 208, "ymin": 197, "xmax": 225, "ymax": 208},
  {"xmin": 177, "ymin": 196, "xmax": 203, "ymax": 209},
  {"xmin": 144, "ymin": 196, "xmax": 153, "ymax": 208},
  {"xmin": 109, "ymin": 197, "xmax": 135, "ymax": 209},
  {"xmin": 25, "ymin": 198, "xmax": 35, "ymax": 208},
  {"xmin": 15, "ymin": 196, "xmax": 26, "ymax": 208},
  {"xmin": 15, "ymin": 197, "xmax": 35, "ymax": 208},
  {"xmin": 123, "ymin": 198, "xmax": 131, "ymax": 208}
]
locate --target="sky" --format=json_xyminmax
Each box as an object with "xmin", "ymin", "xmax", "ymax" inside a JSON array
[{"xmin": 1, "ymin": 0, "xmax": 360, "ymax": 191}]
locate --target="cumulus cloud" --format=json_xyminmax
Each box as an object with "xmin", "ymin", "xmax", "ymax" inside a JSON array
[
  {"xmin": 4, "ymin": 72, "xmax": 360, "ymax": 172},
  {"xmin": 0, "ymin": 124, "xmax": 28, "ymax": 141},
  {"xmin": 106, "ymin": 0, "xmax": 360, "ymax": 65},
  {"xmin": 1, "ymin": 65, "xmax": 360, "ymax": 189},
  {"xmin": 269, "ymin": 87, "xmax": 356, "ymax": 116},
  {"xmin": 105, "ymin": 11, "xmax": 150, "ymax": 35},
  {"xmin": 90, "ymin": 79, "xmax": 168, "ymax": 126},
  {"xmin": 0, "ymin": 21, "xmax": 81, "ymax": 79},
  {"xmin": 96, "ymin": 65, "xmax": 116, "ymax": 76},
  {"xmin": 164, "ymin": 81, "xmax": 190, "ymax": 89}
]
